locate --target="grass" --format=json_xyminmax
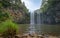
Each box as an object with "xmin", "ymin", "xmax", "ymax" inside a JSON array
[
  {"xmin": 0, "ymin": 20, "xmax": 19, "ymax": 34},
  {"xmin": 0, "ymin": 19, "xmax": 29, "ymax": 36}
]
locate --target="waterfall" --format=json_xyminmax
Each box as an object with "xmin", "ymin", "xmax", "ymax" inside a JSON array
[
  {"xmin": 37, "ymin": 12, "xmax": 41, "ymax": 24},
  {"xmin": 30, "ymin": 12, "xmax": 40, "ymax": 24},
  {"xmin": 30, "ymin": 12, "xmax": 35, "ymax": 24},
  {"xmin": 29, "ymin": 11, "xmax": 41, "ymax": 34},
  {"xmin": 28, "ymin": 12, "xmax": 36, "ymax": 34}
]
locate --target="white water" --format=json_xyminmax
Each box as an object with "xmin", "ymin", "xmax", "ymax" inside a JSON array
[
  {"xmin": 30, "ymin": 12, "xmax": 35, "ymax": 24},
  {"xmin": 37, "ymin": 12, "xmax": 41, "ymax": 24},
  {"xmin": 29, "ymin": 12, "xmax": 41, "ymax": 34},
  {"xmin": 29, "ymin": 12, "xmax": 36, "ymax": 34}
]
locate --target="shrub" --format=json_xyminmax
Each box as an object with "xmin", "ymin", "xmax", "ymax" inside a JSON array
[{"xmin": 0, "ymin": 20, "xmax": 19, "ymax": 38}]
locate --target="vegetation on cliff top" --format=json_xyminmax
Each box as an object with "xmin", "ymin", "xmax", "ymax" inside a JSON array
[{"xmin": 34, "ymin": 0, "xmax": 60, "ymax": 24}]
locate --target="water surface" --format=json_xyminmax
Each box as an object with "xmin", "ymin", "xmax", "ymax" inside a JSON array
[{"xmin": 19, "ymin": 24, "xmax": 60, "ymax": 35}]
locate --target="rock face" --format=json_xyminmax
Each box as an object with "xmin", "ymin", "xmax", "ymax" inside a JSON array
[
  {"xmin": 45, "ymin": 0, "xmax": 60, "ymax": 24},
  {"xmin": 9, "ymin": 2, "xmax": 30, "ymax": 24},
  {"xmin": 34, "ymin": 0, "xmax": 60, "ymax": 24},
  {"xmin": 54, "ymin": 3, "xmax": 60, "ymax": 23},
  {"xmin": 0, "ymin": 0, "xmax": 30, "ymax": 24}
]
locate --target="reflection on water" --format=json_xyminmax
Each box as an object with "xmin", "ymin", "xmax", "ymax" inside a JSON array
[
  {"xmin": 28, "ymin": 24, "xmax": 36, "ymax": 34},
  {"xmin": 19, "ymin": 24, "xmax": 60, "ymax": 35},
  {"xmin": 35, "ymin": 24, "xmax": 60, "ymax": 35},
  {"xmin": 18, "ymin": 24, "xmax": 29, "ymax": 35}
]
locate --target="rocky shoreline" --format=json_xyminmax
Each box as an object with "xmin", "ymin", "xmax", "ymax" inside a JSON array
[
  {"xmin": 0, "ymin": 33, "xmax": 60, "ymax": 38},
  {"xmin": 15, "ymin": 33, "xmax": 60, "ymax": 38}
]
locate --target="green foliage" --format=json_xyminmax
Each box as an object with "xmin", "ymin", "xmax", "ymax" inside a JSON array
[
  {"xmin": 0, "ymin": 0, "xmax": 11, "ymax": 8},
  {"xmin": 38, "ymin": 0, "xmax": 60, "ymax": 24},
  {"xmin": 0, "ymin": 3, "xmax": 2, "ymax": 8},
  {"xmin": 0, "ymin": 20, "xmax": 19, "ymax": 38},
  {"xmin": 0, "ymin": 0, "xmax": 30, "ymax": 24},
  {"xmin": 40, "ymin": 4, "xmax": 48, "ymax": 13},
  {"xmin": 0, "ymin": 20, "xmax": 19, "ymax": 34},
  {"xmin": 41, "ymin": 0, "xmax": 60, "ymax": 13},
  {"xmin": 22, "ymin": 2, "xmax": 28, "ymax": 13},
  {"xmin": 40, "ymin": 0, "xmax": 57, "ymax": 13},
  {"xmin": 0, "ymin": 10, "xmax": 11, "ymax": 22}
]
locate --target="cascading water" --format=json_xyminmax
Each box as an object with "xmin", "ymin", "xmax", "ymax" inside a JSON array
[
  {"xmin": 30, "ymin": 12, "xmax": 35, "ymax": 24},
  {"xmin": 37, "ymin": 12, "xmax": 41, "ymax": 24},
  {"xmin": 29, "ymin": 12, "xmax": 36, "ymax": 34},
  {"xmin": 29, "ymin": 11, "xmax": 41, "ymax": 34}
]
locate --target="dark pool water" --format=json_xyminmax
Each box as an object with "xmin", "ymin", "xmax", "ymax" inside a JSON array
[
  {"xmin": 35, "ymin": 24, "xmax": 60, "ymax": 35},
  {"xmin": 19, "ymin": 24, "xmax": 60, "ymax": 35}
]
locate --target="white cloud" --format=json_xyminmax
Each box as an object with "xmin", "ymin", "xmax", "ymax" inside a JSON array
[{"xmin": 21, "ymin": 0, "xmax": 41, "ymax": 12}]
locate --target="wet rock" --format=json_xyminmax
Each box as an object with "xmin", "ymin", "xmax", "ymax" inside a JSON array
[
  {"xmin": 37, "ymin": 34, "xmax": 44, "ymax": 38},
  {"xmin": 15, "ymin": 35, "xmax": 22, "ymax": 38}
]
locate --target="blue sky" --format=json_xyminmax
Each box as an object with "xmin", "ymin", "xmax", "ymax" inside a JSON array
[{"xmin": 21, "ymin": 0, "xmax": 42, "ymax": 12}]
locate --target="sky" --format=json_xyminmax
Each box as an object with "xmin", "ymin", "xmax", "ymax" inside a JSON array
[{"xmin": 21, "ymin": 0, "xmax": 42, "ymax": 12}]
